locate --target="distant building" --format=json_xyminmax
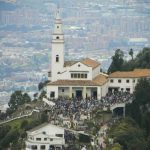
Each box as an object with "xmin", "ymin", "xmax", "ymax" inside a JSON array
[
  {"xmin": 26, "ymin": 123, "xmax": 65, "ymax": 150},
  {"xmin": 47, "ymin": 9, "xmax": 108, "ymax": 99},
  {"xmin": 128, "ymin": 38, "xmax": 149, "ymax": 47}
]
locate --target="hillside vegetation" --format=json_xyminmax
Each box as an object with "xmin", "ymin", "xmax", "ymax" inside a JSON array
[{"xmin": 108, "ymin": 47, "xmax": 150, "ymax": 73}]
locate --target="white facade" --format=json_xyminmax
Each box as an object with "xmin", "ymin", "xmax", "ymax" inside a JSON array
[
  {"xmin": 26, "ymin": 123, "xmax": 65, "ymax": 150},
  {"xmin": 108, "ymin": 78, "xmax": 137, "ymax": 93},
  {"xmin": 47, "ymin": 81, "xmax": 108, "ymax": 100},
  {"xmin": 108, "ymin": 69, "xmax": 150, "ymax": 93},
  {"xmin": 57, "ymin": 62, "xmax": 92, "ymax": 81}
]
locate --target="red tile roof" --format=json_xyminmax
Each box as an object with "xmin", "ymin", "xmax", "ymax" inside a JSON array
[
  {"xmin": 109, "ymin": 69, "xmax": 150, "ymax": 78},
  {"xmin": 81, "ymin": 58, "xmax": 100, "ymax": 69},
  {"xmin": 64, "ymin": 58, "xmax": 100, "ymax": 69}
]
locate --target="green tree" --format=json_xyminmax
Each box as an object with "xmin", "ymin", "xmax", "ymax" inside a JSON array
[
  {"xmin": 8, "ymin": 91, "xmax": 31, "ymax": 112},
  {"xmin": 109, "ymin": 118, "xmax": 148, "ymax": 150},
  {"xmin": 129, "ymin": 48, "xmax": 134, "ymax": 60},
  {"xmin": 0, "ymin": 129, "xmax": 19, "ymax": 148},
  {"xmin": 38, "ymin": 82, "xmax": 44, "ymax": 91},
  {"xmin": 33, "ymin": 92, "xmax": 38, "ymax": 101},
  {"xmin": 109, "ymin": 47, "xmax": 150, "ymax": 72},
  {"xmin": 8, "ymin": 91, "xmax": 23, "ymax": 111},
  {"xmin": 23, "ymin": 93, "xmax": 31, "ymax": 103},
  {"xmin": 135, "ymin": 47, "xmax": 150, "ymax": 68},
  {"xmin": 39, "ymin": 90, "xmax": 46, "ymax": 100},
  {"xmin": 38, "ymin": 80, "xmax": 49, "ymax": 91},
  {"xmin": 134, "ymin": 78, "xmax": 150, "ymax": 105},
  {"xmin": 108, "ymin": 49, "xmax": 124, "ymax": 73},
  {"xmin": 0, "ymin": 125, "xmax": 11, "ymax": 140}
]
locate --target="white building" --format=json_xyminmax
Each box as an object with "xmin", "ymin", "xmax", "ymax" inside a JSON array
[
  {"xmin": 108, "ymin": 69, "xmax": 150, "ymax": 93},
  {"xmin": 26, "ymin": 123, "xmax": 65, "ymax": 150},
  {"xmin": 46, "ymin": 9, "xmax": 150, "ymax": 100},
  {"xmin": 47, "ymin": 10, "xmax": 108, "ymax": 99}
]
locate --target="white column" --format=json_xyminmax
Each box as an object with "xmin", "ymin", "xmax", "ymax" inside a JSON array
[
  {"xmin": 37, "ymin": 144, "xmax": 40, "ymax": 150},
  {"xmin": 83, "ymin": 86, "xmax": 86, "ymax": 99},
  {"xmin": 97, "ymin": 87, "xmax": 101, "ymax": 100},
  {"xmin": 55, "ymin": 86, "xmax": 59, "ymax": 99},
  {"xmin": 69, "ymin": 86, "xmax": 72, "ymax": 98}
]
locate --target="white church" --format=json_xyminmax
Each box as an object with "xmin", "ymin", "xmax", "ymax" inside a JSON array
[
  {"xmin": 46, "ymin": 10, "xmax": 108, "ymax": 99},
  {"xmin": 46, "ymin": 10, "xmax": 150, "ymax": 100}
]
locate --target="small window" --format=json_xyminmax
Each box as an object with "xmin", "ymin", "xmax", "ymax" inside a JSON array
[
  {"xmin": 62, "ymin": 89, "xmax": 64, "ymax": 92},
  {"xmin": 118, "ymin": 79, "xmax": 121, "ymax": 83},
  {"xmin": 56, "ymin": 55, "xmax": 59, "ymax": 62},
  {"xmin": 44, "ymin": 138, "xmax": 47, "ymax": 141},
  {"xmin": 74, "ymin": 74, "xmax": 77, "ymax": 78},
  {"xmin": 78, "ymin": 74, "xmax": 80, "ymax": 78},
  {"xmin": 57, "ymin": 26, "xmax": 59, "ymax": 28},
  {"xmin": 110, "ymin": 79, "xmax": 113, "ymax": 83},
  {"xmin": 71, "ymin": 74, "xmax": 73, "ymax": 78},
  {"xmin": 50, "ymin": 138, "xmax": 53, "ymax": 141},
  {"xmin": 133, "ymin": 79, "xmax": 135, "ymax": 83},
  {"xmin": 42, "ymin": 131, "xmax": 46, "ymax": 134},
  {"xmin": 56, "ymin": 134, "xmax": 63, "ymax": 137},
  {"xmin": 78, "ymin": 64, "xmax": 81, "ymax": 67},
  {"xmin": 32, "ymin": 145, "xmax": 37, "ymax": 149},
  {"xmin": 41, "ymin": 145, "xmax": 45, "ymax": 150},
  {"xmin": 126, "ymin": 80, "xmax": 129, "ymax": 83},
  {"xmin": 48, "ymin": 72, "xmax": 51, "ymax": 77},
  {"xmin": 81, "ymin": 74, "xmax": 84, "ymax": 78},
  {"xmin": 56, "ymin": 36, "xmax": 59, "ymax": 39},
  {"xmin": 36, "ymin": 138, "xmax": 41, "ymax": 141},
  {"xmin": 50, "ymin": 92, "xmax": 55, "ymax": 98},
  {"xmin": 85, "ymin": 74, "xmax": 87, "ymax": 78}
]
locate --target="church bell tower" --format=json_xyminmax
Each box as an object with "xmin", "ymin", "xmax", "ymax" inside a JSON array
[{"xmin": 51, "ymin": 9, "xmax": 64, "ymax": 82}]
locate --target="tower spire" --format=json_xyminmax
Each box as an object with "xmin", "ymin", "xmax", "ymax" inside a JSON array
[
  {"xmin": 56, "ymin": 5, "xmax": 60, "ymax": 20},
  {"xmin": 51, "ymin": 7, "xmax": 64, "ymax": 81},
  {"xmin": 53, "ymin": 7, "xmax": 63, "ymax": 35}
]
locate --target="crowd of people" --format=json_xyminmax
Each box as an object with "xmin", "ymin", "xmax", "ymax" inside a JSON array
[
  {"xmin": 100, "ymin": 91, "xmax": 133, "ymax": 107},
  {"xmin": 0, "ymin": 91, "xmax": 133, "ymax": 125},
  {"xmin": 49, "ymin": 91, "xmax": 133, "ymax": 120}
]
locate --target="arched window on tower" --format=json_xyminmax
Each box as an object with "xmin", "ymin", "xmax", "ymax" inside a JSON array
[{"xmin": 56, "ymin": 55, "xmax": 59, "ymax": 62}]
